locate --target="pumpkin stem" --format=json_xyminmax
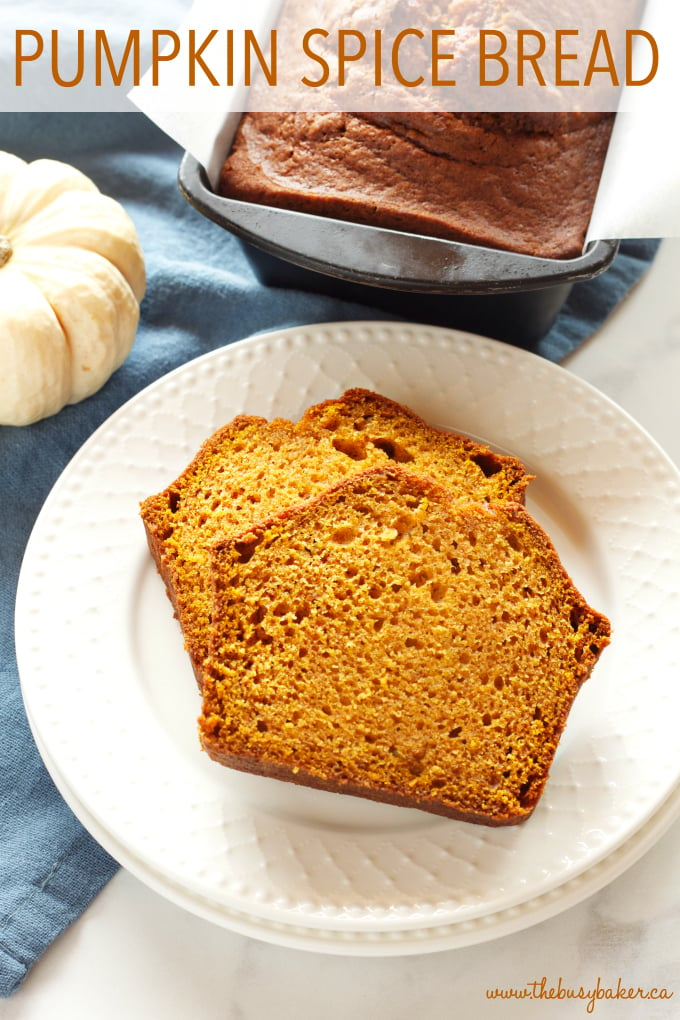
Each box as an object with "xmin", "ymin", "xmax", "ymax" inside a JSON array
[{"xmin": 0, "ymin": 235, "xmax": 12, "ymax": 268}]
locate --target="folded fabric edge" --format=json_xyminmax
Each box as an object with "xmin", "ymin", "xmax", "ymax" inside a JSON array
[
  {"xmin": 537, "ymin": 238, "xmax": 661, "ymax": 361},
  {"xmin": 0, "ymin": 829, "xmax": 118, "ymax": 997}
]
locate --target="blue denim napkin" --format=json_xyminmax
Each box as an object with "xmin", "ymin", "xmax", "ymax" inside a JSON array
[{"xmin": 0, "ymin": 111, "xmax": 659, "ymax": 995}]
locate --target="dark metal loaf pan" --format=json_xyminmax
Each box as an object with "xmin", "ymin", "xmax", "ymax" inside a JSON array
[{"xmin": 178, "ymin": 151, "xmax": 619, "ymax": 347}]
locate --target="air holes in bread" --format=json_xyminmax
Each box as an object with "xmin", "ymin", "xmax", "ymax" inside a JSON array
[
  {"xmin": 332, "ymin": 435, "xmax": 367, "ymax": 460},
  {"xmin": 505, "ymin": 530, "xmax": 524, "ymax": 553},
  {"xmin": 234, "ymin": 536, "xmax": 261, "ymax": 563},
  {"xmin": 372, "ymin": 437, "xmax": 414, "ymax": 463},
  {"xmin": 331, "ymin": 525, "xmax": 358, "ymax": 545},
  {"xmin": 470, "ymin": 450, "xmax": 503, "ymax": 478}
]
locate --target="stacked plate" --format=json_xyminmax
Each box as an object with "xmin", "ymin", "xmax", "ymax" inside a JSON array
[{"xmin": 16, "ymin": 322, "xmax": 680, "ymax": 955}]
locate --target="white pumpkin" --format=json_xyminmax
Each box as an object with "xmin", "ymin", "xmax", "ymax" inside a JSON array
[{"xmin": 0, "ymin": 151, "xmax": 146, "ymax": 426}]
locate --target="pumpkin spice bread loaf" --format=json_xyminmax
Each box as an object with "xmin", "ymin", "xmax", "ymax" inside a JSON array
[
  {"xmin": 218, "ymin": 111, "xmax": 614, "ymax": 260},
  {"xmin": 140, "ymin": 390, "xmax": 530, "ymax": 686},
  {"xmin": 200, "ymin": 466, "xmax": 610, "ymax": 826}
]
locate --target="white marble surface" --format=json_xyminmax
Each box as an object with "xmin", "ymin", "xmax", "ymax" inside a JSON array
[{"xmin": 2, "ymin": 240, "xmax": 679, "ymax": 1020}]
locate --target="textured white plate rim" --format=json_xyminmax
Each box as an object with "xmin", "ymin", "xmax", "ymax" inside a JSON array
[
  {"xmin": 23, "ymin": 696, "xmax": 680, "ymax": 956},
  {"xmin": 16, "ymin": 320, "xmax": 680, "ymax": 939}
]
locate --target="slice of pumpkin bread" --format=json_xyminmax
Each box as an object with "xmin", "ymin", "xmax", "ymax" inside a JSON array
[
  {"xmin": 140, "ymin": 392, "xmax": 530, "ymax": 686},
  {"xmin": 200, "ymin": 466, "xmax": 610, "ymax": 826},
  {"xmin": 298, "ymin": 388, "xmax": 530, "ymax": 501}
]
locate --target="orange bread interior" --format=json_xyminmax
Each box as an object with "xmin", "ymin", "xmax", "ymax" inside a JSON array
[
  {"xmin": 200, "ymin": 467, "xmax": 610, "ymax": 826},
  {"xmin": 140, "ymin": 391, "xmax": 530, "ymax": 685}
]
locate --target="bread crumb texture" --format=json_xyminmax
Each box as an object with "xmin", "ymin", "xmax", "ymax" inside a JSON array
[
  {"xmin": 140, "ymin": 389, "xmax": 529, "ymax": 686},
  {"xmin": 200, "ymin": 467, "xmax": 609, "ymax": 826},
  {"xmin": 140, "ymin": 390, "xmax": 609, "ymax": 826}
]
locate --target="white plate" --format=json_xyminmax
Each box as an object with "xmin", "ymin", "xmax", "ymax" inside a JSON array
[
  {"xmin": 16, "ymin": 321, "xmax": 680, "ymax": 952},
  {"xmin": 24, "ymin": 698, "xmax": 680, "ymax": 955}
]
